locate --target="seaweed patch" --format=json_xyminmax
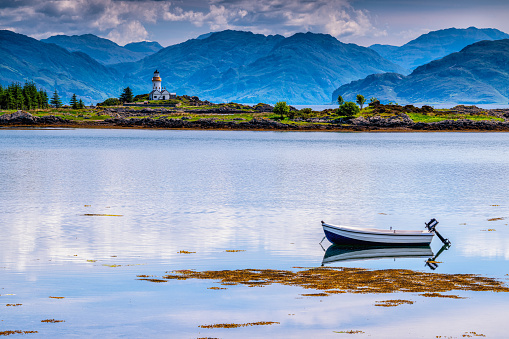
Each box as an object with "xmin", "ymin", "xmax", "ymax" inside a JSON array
[
  {"xmin": 0, "ymin": 331, "xmax": 38, "ymax": 336},
  {"xmin": 41, "ymin": 319, "xmax": 65, "ymax": 323},
  {"xmin": 199, "ymin": 321, "xmax": 279, "ymax": 329},
  {"xmin": 148, "ymin": 267, "xmax": 509, "ymax": 295},
  {"xmin": 419, "ymin": 293, "xmax": 467, "ymax": 299},
  {"xmin": 333, "ymin": 330, "xmax": 365, "ymax": 334},
  {"xmin": 374, "ymin": 299, "xmax": 414, "ymax": 307}
]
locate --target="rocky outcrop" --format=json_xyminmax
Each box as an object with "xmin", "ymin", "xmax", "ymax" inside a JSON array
[{"xmin": 0, "ymin": 111, "xmax": 68, "ymax": 125}]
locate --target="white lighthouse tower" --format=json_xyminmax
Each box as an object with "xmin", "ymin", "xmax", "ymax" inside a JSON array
[
  {"xmin": 148, "ymin": 70, "xmax": 176, "ymax": 101},
  {"xmin": 152, "ymin": 70, "xmax": 161, "ymax": 91}
]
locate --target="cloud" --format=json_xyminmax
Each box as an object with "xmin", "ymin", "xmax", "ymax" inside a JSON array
[
  {"xmin": 162, "ymin": 0, "xmax": 385, "ymax": 41},
  {"xmin": 0, "ymin": 0, "xmax": 385, "ymax": 44}
]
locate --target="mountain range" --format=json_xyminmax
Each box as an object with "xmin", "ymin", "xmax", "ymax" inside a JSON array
[
  {"xmin": 116, "ymin": 30, "xmax": 405, "ymax": 104},
  {"xmin": 0, "ymin": 30, "xmax": 121, "ymax": 104},
  {"xmin": 41, "ymin": 34, "xmax": 163, "ymax": 65},
  {"xmin": 334, "ymin": 39, "xmax": 509, "ymax": 104},
  {"xmin": 2, "ymin": 27, "xmax": 509, "ymax": 105},
  {"xmin": 370, "ymin": 27, "xmax": 509, "ymax": 71}
]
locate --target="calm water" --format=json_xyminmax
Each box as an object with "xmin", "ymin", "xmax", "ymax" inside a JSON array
[{"xmin": 1, "ymin": 129, "xmax": 508, "ymax": 338}]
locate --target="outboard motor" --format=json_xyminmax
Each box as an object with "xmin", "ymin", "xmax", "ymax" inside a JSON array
[{"xmin": 425, "ymin": 218, "xmax": 451, "ymax": 246}]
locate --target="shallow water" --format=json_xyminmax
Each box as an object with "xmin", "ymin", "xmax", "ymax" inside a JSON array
[{"xmin": 1, "ymin": 129, "xmax": 508, "ymax": 338}]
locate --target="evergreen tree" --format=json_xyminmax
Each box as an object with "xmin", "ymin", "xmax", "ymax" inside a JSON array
[
  {"xmin": 78, "ymin": 99, "xmax": 85, "ymax": 109},
  {"xmin": 120, "ymin": 87, "xmax": 133, "ymax": 103},
  {"xmin": 70, "ymin": 93, "xmax": 78, "ymax": 109},
  {"xmin": 38, "ymin": 89, "xmax": 49, "ymax": 109},
  {"xmin": 23, "ymin": 81, "xmax": 39, "ymax": 110},
  {"xmin": 50, "ymin": 89, "xmax": 62, "ymax": 108},
  {"xmin": 0, "ymin": 85, "xmax": 4, "ymax": 109},
  {"xmin": 13, "ymin": 83, "xmax": 24, "ymax": 110}
]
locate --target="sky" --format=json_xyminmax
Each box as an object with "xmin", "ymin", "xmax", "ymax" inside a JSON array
[{"xmin": 1, "ymin": 0, "xmax": 509, "ymax": 47}]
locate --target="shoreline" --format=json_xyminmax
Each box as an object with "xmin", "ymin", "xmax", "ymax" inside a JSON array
[
  {"xmin": 2, "ymin": 107, "xmax": 509, "ymax": 132},
  {"xmin": 2, "ymin": 121, "xmax": 509, "ymax": 132}
]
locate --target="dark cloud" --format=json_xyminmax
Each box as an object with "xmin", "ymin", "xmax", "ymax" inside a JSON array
[{"xmin": 0, "ymin": 0, "xmax": 507, "ymax": 47}]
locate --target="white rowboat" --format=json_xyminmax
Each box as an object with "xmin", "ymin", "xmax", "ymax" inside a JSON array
[{"xmin": 321, "ymin": 221, "xmax": 435, "ymax": 246}]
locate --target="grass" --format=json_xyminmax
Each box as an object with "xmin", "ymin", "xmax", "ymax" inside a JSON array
[{"xmin": 407, "ymin": 112, "xmax": 504, "ymax": 123}]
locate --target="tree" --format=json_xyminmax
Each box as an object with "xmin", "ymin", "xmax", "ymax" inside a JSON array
[
  {"xmin": 356, "ymin": 94, "xmax": 366, "ymax": 109},
  {"xmin": 70, "ymin": 93, "xmax": 78, "ymax": 109},
  {"xmin": 38, "ymin": 89, "xmax": 49, "ymax": 109},
  {"xmin": 338, "ymin": 101, "xmax": 360, "ymax": 117},
  {"xmin": 337, "ymin": 95, "xmax": 344, "ymax": 106},
  {"xmin": 120, "ymin": 86, "xmax": 133, "ymax": 103},
  {"xmin": 273, "ymin": 101, "xmax": 290, "ymax": 119},
  {"xmin": 50, "ymin": 89, "xmax": 62, "ymax": 108},
  {"xmin": 78, "ymin": 99, "xmax": 85, "ymax": 109},
  {"xmin": 369, "ymin": 97, "xmax": 380, "ymax": 107}
]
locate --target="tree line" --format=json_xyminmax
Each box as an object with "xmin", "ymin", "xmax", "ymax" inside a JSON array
[
  {"xmin": 0, "ymin": 81, "xmax": 49, "ymax": 110},
  {"xmin": 0, "ymin": 81, "xmax": 88, "ymax": 110}
]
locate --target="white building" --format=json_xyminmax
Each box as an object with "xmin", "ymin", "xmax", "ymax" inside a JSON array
[{"xmin": 148, "ymin": 70, "xmax": 176, "ymax": 100}]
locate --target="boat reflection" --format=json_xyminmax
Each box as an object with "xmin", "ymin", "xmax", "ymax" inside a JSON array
[
  {"xmin": 322, "ymin": 243, "xmax": 451, "ymax": 270},
  {"xmin": 321, "ymin": 244, "xmax": 433, "ymax": 266}
]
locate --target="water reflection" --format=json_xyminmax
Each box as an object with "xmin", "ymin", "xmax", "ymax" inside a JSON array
[
  {"xmin": 321, "ymin": 244, "xmax": 433, "ymax": 265},
  {"xmin": 322, "ymin": 243, "xmax": 452, "ymax": 270},
  {"xmin": 425, "ymin": 243, "xmax": 451, "ymax": 270}
]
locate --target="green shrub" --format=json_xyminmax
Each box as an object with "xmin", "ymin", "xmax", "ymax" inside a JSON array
[
  {"xmin": 97, "ymin": 98, "xmax": 120, "ymax": 106},
  {"xmin": 338, "ymin": 101, "xmax": 360, "ymax": 117}
]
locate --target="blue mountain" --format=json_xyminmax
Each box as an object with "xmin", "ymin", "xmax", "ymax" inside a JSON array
[
  {"xmin": 334, "ymin": 39, "xmax": 509, "ymax": 104},
  {"xmin": 0, "ymin": 30, "xmax": 121, "ymax": 104},
  {"xmin": 42, "ymin": 34, "xmax": 161, "ymax": 65},
  {"xmin": 370, "ymin": 27, "xmax": 509, "ymax": 71},
  {"xmin": 115, "ymin": 30, "xmax": 405, "ymax": 104}
]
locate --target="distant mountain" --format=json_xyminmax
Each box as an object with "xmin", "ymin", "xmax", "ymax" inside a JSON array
[
  {"xmin": 42, "ymin": 34, "xmax": 161, "ymax": 65},
  {"xmin": 370, "ymin": 27, "xmax": 509, "ymax": 71},
  {"xmin": 0, "ymin": 30, "xmax": 121, "ymax": 104},
  {"xmin": 334, "ymin": 39, "xmax": 509, "ymax": 105},
  {"xmin": 115, "ymin": 30, "xmax": 405, "ymax": 104},
  {"xmin": 124, "ymin": 41, "xmax": 163, "ymax": 56}
]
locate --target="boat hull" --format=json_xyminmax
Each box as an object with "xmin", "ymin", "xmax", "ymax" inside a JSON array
[{"xmin": 322, "ymin": 222, "xmax": 434, "ymax": 246}]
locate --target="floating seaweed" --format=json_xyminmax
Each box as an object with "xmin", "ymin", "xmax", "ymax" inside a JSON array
[
  {"xmin": 207, "ymin": 287, "xmax": 227, "ymax": 290},
  {"xmin": 199, "ymin": 321, "xmax": 279, "ymax": 329},
  {"xmin": 5, "ymin": 304, "xmax": 22, "ymax": 307},
  {"xmin": 41, "ymin": 319, "xmax": 65, "ymax": 323},
  {"xmin": 151, "ymin": 267, "xmax": 509, "ymax": 295},
  {"xmin": 487, "ymin": 217, "xmax": 504, "ymax": 221},
  {"xmin": 136, "ymin": 278, "xmax": 167, "ymax": 283},
  {"xmin": 81, "ymin": 214, "xmax": 123, "ymax": 217},
  {"xmin": 49, "ymin": 296, "xmax": 65, "ymax": 299},
  {"xmin": 462, "ymin": 332, "xmax": 486, "ymax": 337},
  {"xmin": 178, "ymin": 250, "xmax": 196, "ymax": 254},
  {"xmin": 419, "ymin": 293, "xmax": 467, "ymax": 299},
  {"xmin": 225, "ymin": 250, "xmax": 245, "ymax": 252},
  {"xmin": 0, "ymin": 330, "xmax": 38, "ymax": 336},
  {"xmin": 333, "ymin": 330, "xmax": 365, "ymax": 334},
  {"xmin": 375, "ymin": 299, "xmax": 414, "ymax": 307}
]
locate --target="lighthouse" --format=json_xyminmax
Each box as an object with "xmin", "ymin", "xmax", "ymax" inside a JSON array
[
  {"xmin": 148, "ymin": 70, "xmax": 176, "ymax": 101},
  {"xmin": 152, "ymin": 70, "xmax": 162, "ymax": 91}
]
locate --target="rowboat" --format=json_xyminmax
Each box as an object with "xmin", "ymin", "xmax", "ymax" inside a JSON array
[
  {"xmin": 321, "ymin": 244, "xmax": 433, "ymax": 265},
  {"xmin": 321, "ymin": 220, "xmax": 437, "ymax": 246}
]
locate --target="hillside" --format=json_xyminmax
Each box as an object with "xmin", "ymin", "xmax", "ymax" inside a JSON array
[
  {"xmin": 42, "ymin": 34, "xmax": 161, "ymax": 65},
  {"xmin": 370, "ymin": 27, "xmax": 509, "ymax": 70},
  {"xmin": 0, "ymin": 30, "xmax": 121, "ymax": 104},
  {"xmin": 116, "ymin": 30, "xmax": 405, "ymax": 104},
  {"xmin": 124, "ymin": 41, "xmax": 163, "ymax": 56},
  {"xmin": 334, "ymin": 39, "xmax": 509, "ymax": 104}
]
